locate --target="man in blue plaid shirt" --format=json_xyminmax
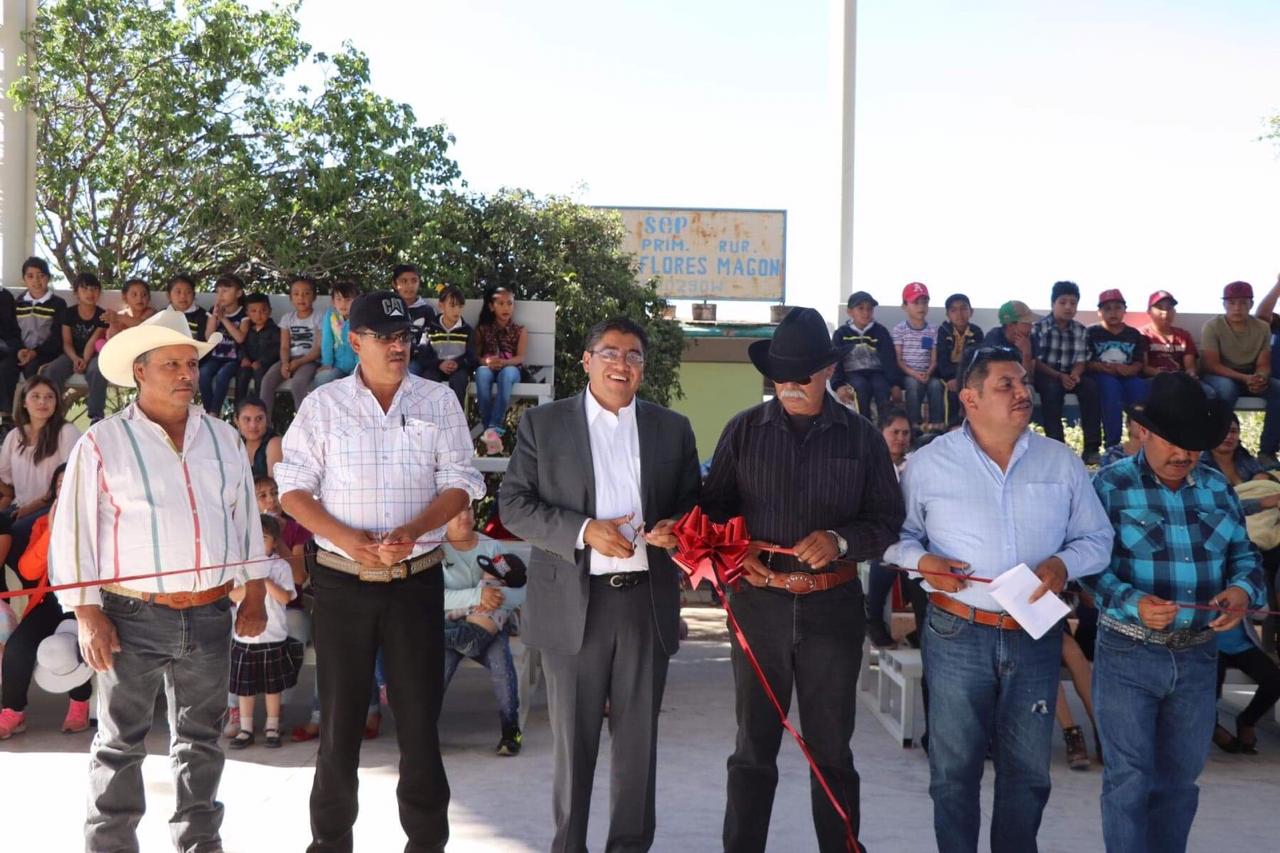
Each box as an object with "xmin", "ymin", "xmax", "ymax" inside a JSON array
[
  {"xmin": 1032, "ymin": 280, "xmax": 1103, "ymax": 464},
  {"xmin": 1089, "ymin": 372, "xmax": 1264, "ymax": 853}
]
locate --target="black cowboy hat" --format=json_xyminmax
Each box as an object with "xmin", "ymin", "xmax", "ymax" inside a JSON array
[
  {"xmin": 1127, "ymin": 372, "xmax": 1233, "ymax": 452},
  {"xmin": 749, "ymin": 307, "xmax": 850, "ymax": 384}
]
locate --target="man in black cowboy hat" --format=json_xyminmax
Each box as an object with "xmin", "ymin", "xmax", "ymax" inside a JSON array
[
  {"xmin": 1089, "ymin": 372, "xmax": 1265, "ymax": 853},
  {"xmin": 701, "ymin": 307, "xmax": 905, "ymax": 852}
]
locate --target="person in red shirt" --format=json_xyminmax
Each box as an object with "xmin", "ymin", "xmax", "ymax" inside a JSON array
[{"xmin": 1140, "ymin": 290, "xmax": 1201, "ymax": 379}]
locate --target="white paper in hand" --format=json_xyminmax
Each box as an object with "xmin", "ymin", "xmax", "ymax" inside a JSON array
[{"xmin": 987, "ymin": 563, "xmax": 1071, "ymax": 640}]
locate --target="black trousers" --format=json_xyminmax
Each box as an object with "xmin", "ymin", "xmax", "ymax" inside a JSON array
[
  {"xmin": 0, "ymin": 351, "xmax": 18, "ymax": 415},
  {"xmin": 1033, "ymin": 372, "xmax": 1102, "ymax": 451},
  {"xmin": 723, "ymin": 582, "xmax": 865, "ymax": 853},
  {"xmin": 307, "ymin": 564, "xmax": 448, "ymax": 853},
  {"xmin": 1217, "ymin": 646, "xmax": 1280, "ymax": 728},
  {"xmin": 1, "ymin": 596, "xmax": 91, "ymax": 709},
  {"xmin": 235, "ymin": 362, "xmax": 274, "ymax": 403}
]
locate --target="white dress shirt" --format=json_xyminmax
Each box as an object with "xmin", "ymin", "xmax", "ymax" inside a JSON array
[
  {"xmin": 232, "ymin": 556, "xmax": 296, "ymax": 643},
  {"xmin": 274, "ymin": 368, "xmax": 487, "ymax": 561},
  {"xmin": 49, "ymin": 404, "xmax": 268, "ymax": 607},
  {"xmin": 575, "ymin": 390, "xmax": 648, "ymax": 575}
]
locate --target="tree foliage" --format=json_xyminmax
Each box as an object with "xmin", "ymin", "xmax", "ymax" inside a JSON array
[
  {"xmin": 8, "ymin": 0, "xmax": 455, "ymax": 287},
  {"xmin": 422, "ymin": 190, "xmax": 684, "ymax": 406}
]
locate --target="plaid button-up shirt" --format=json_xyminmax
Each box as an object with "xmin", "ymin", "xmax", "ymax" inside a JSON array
[
  {"xmin": 1089, "ymin": 451, "xmax": 1264, "ymax": 631},
  {"xmin": 1031, "ymin": 316, "xmax": 1089, "ymax": 373}
]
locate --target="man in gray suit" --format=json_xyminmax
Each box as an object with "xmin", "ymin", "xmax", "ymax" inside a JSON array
[{"xmin": 500, "ymin": 316, "xmax": 701, "ymax": 853}]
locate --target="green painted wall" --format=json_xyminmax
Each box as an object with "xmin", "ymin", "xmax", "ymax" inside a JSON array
[{"xmin": 670, "ymin": 361, "xmax": 763, "ymax": 462}]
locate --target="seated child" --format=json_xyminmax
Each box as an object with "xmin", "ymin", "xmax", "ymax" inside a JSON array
[
  {"xmin": 14, "ymin": 257, "xmax": 68, "ymax": 381},
  {"xmin": 313, "ymin": 280, "xmax": 359, "ymax": 388},
  {"xmin": 831, "ymin": 290, "xmax": 897, "ymax": 418},
  {"xmin": 236, "ymin": 293, "xmax": 280, "ymax": 401},
  {"xmin": 892, "ymin": 282, "xmax": 943, "ymax": 432},
  {"xmin": 415, "ymin": 284, "xmax": 476, "ymax": 406},
  {"xmin": 1086, "ymin": 289, "xmax": 1150, "ymax": 452},
  {"xmin": 227, "ymin": 514, "xmax": 301, "ymax": 749},
  {"xmin": 441, "ymin": 504, "xmax": 527, "ymax": 756}
]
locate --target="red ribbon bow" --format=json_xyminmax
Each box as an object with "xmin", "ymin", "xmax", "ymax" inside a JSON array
[{"xmin": 671, "ymin": 507, "xmax": 749, "ymax": 590}]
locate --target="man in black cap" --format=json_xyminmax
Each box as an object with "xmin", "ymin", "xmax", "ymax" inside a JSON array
[
  {"xmin": 1089, "ymin": 372, "xmax": 1265, "ymax": 853},
  {"xmin": 276, "ymin": 290, "xmax": 487, "ymax": 852},
  {"xmin": 702, "ymin": 307, "xmax": 906, "ymax": 852}
]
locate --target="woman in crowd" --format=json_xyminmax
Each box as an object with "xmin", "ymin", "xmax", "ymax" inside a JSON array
[
  {"xmin": 236, "ymin": 396, "xmax": 282, "ymax": 479},
  {"xmin": 0, "ymin": 376, "xmax": 81, "ymax": 563},
  {"xmin": 473, "ymin": 285, "xmax": 527, "ymax": 455},
  {"xmin": 0, "ymin": 465, "xmax": 91, "ymax": 738}
]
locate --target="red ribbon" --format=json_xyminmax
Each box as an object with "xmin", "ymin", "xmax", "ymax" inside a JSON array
[{"xmin": 672, "ymin": 507, "xmax": 862, "ymax": 853}]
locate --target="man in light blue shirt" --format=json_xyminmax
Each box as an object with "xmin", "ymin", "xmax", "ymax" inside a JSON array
[{"xmin": 885, "ymin": 345, "xmax": 1113, "ymax": 853}]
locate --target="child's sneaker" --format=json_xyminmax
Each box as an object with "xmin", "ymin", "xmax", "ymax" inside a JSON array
[
  {"xmin": 482, "ymin": 428, "xmax": 504, "ymax": 456},
  {"xmin": 222, "ymin": 707, "xmax": 240, "ymax": 739},
  {"xmin": 62, "ymin": 699, "xmax": 91, "ymax": 733},
  {"xmin": 0, "ymin": 708, "xmax": 26, "ymax": 739},
  {"xmin": 496, "ymin": 726, "xmax": 522, "ymax": 756}
]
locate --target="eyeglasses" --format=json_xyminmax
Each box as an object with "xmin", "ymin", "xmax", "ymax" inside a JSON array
[
  {"xmin": 589, "ymin": 348, "xmax": 645, "ymax": 366},
  {"xmin": 360, "ymin": 330, "xmax": 413, "ymax": 345}
]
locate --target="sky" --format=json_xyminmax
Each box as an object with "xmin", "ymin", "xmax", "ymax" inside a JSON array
[{"xmin": 293, "ymin": 0, "xmax": 1280, "ymax": 323}]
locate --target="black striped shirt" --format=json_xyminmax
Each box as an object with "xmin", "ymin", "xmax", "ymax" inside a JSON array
[{"xmin": 702, "ymin": 394, "xmax": 905, "ymax": 569}]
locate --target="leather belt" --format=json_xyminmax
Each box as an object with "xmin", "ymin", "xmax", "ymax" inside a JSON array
[
  {"xmin": 1099, "ymin": 614, "xmax": 1215, "ymax": 650},
  {"xmin": 102, "ymin": 580, "xmax": 234, "ymax": 610},
  {"xmin": 592, "ymin": 571, "xmax": 649, "ymax": 589},
  {"xmin": 764, "ymin": 564, "xmax": 860, "ymax": 596},
  {"xmin": 316, "ymin": 546, "xmax": 445, "ymax": 583},
  {"xmin": 929, "ymin": 592, "xmax": 1021, "ymax": 631}
]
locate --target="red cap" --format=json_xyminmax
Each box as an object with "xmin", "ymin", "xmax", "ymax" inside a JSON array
[
  {"xmin": 1223, "ymin": 281, "xmax": 1254, "ymax": 300},
  {"xmin": 1147, "ymin": 290, "xmax": 1177, "ymax": 309},
  {"xmin": 902, "ymin": 282, "xmax": 930, "ymax": 303},
  {"xmin": 1097, "ymin": 289, "xmax": 1126, "ymax": 307}
]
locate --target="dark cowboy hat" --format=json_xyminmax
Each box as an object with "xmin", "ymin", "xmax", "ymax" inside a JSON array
[
  {"xmin": 1127, "ymin": 372, "xmax": 1233, "ymax": 452},
  {"xmin": 748, "ymin": 307, "xmax": 850, "ymax": 383}
]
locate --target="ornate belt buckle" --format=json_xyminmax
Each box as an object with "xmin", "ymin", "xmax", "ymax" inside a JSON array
[
  {"xmin": 1167, "ymin": 631, "xmax": 1191, "ymax": 651},
  {"xmin": 609, "ymin": 574, "xmax": 627, "ymax": 588},
  {"xmin": 358, "ymin": 567, "xmax": 392, "ymax": 583},
  {"xmin": 167, "ymin": 592, "xmax": 193, "ymax": 608},
  {"xmin": 782, "ymin": 573, "xmax": 817, "ymax": 594}
]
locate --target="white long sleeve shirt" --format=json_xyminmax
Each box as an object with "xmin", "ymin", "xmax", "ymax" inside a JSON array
[
  {"xmin": 273, "ymin": 368, "xmax": 487, "ymax": 561},
  {"xmin": 574, "ymin": 390, "xmax": 648, "ymax": 575},
  {"xmin": 49, "ymin": 404, "xmax": 267, "ymax": 607}
]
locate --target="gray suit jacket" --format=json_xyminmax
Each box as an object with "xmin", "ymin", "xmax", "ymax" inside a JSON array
[{"xmin": 498, "ymin": 391, "xmax": 701, "ymax": 656}]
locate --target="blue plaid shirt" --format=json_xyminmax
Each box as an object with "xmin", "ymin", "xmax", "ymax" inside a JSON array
[
  {"xmin": 1089, "ymin": 451, "xmax": 1264, "ymax": 631},
  {"xmin": 1031, "ymin": 316, "xmax": 1089, "ymax": 373}
]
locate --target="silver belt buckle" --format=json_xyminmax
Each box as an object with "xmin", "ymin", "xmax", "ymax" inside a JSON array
[
  {"xmin": 609, "ymin": 574, "xmax": 627, "ymax": 588},
  {"xmin": 1166, "ymin": 630, "xmax": 1197, "ymax": 650},
  {"xmin": 358, "ymin": 567, "xmax": 392, "ymax": 583}
]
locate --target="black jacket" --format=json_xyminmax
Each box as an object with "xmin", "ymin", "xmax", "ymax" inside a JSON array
[
  {"xmin": 936, "ymin": 321, "xmax": 984, "ymax": 382},
  {"xmin": 831, "ymin": 320, "xmax": 898, "ymax": 388}
]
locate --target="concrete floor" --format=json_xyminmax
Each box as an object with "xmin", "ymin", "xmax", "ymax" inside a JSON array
[{"xmin": 1, "ymin": 607, "xmax": 1277, "ymax": 852}]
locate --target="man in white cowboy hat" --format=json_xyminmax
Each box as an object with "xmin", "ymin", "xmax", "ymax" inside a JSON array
[
  {"xmin": 702, "ymin": 307, "xmax": 906, "ymax": 852},
  {"xmin": 1089, "ymin": 372, "xmax": 1265, "ymax": 853},
  {"xmin": 49, "ymin": 307, "xmax": 269, "ymax": 853}
]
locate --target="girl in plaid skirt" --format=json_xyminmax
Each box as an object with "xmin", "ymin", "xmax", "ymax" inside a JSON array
[{"xmin": 228, "ymin": 514, "xmax": 301, "ymax": 748}]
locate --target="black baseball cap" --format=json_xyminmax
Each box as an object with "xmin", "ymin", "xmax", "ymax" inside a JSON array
[
  {"xmin": 848, "ymin": 291, "xmax": 878, "ymax": 308},
  {"xmin": 349, "ymin": 290, "xmax": 412, "ymax": 334}
]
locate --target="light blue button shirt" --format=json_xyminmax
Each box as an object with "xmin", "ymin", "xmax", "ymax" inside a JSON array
[{"xmin": 884, "ymin": 424, "xmax": 1113, "ymax": 612}]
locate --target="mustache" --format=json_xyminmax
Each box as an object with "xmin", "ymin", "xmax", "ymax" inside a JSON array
[{"xmin": 778, "ymin": 389, "xmax": 807, "ymax": 400}]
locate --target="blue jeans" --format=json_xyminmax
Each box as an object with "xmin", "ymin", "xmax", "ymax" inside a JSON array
[
  {"xmin": 924, "ymin": 604, "xmax": 1063, "ymax": 853},
  {"xmin": 474, "ymin": 365, "xmax": 520, "ymax": 431},
  {"xmin": 199, "ymin": 358, "xmax": 238, "ymax": 416},
  {"xmin": 843, "ymin": 370, "xmax": 890, "ymax": 420},
  {"xmin": 443, "ymin": 621, "xmax": 519, "ymax": 731},
  {"xmin": 1093, "ymin": 373, "xmax": 1151, "ymax": 448},
  {"xmin": 88, "ymin": 591, "xmax": 234, "ymax": 853},
  {"xmin": 902, "ymin": 375, "xmax": 945, "ymax": 427},
  {"xmin": 1092, "ymin": 626, "xmax": 1217, "ymax": 853},
  {"xmin": 311, "ymin": 366, "xmax": 351, "ymax": 389},
  {"xmin": 1203, "ymin": 374, "xmax": 1280, "ymax": 454}
]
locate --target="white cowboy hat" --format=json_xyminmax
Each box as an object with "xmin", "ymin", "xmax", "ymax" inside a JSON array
[
  {"xmin": 98, "ymin": 308, "xmax": 222, "ymax": 388},
  {"xmin": 33, "ymin": 619, "xmax": 93, "ymax": 694}
]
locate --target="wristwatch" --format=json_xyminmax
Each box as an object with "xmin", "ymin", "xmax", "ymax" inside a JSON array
[{"xmin": 826, "ymin": 530, "xmax": 848, "ymax": 557}]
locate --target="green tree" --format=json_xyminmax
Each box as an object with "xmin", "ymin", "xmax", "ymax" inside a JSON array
[
  {"xmin": 7, "ymin": 0, "xmax": 455, "ymax": 288},
  {"xmin": 422, "ymin": 189, "xmax": 684, "ymax": 406}
]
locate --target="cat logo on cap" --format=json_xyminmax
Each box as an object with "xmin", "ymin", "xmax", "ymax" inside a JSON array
[{"xmin": 383, "ymin": 298, "xmax": 406, "ymax": 317}]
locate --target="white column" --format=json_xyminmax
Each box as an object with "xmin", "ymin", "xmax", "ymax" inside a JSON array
[
  {"xmin": 0, "ymin": 0, "xmax": 37, "ymax": 284},
  {"xmin": 835, "ymin": 0, "xmax": 856, "ymax": 301}
]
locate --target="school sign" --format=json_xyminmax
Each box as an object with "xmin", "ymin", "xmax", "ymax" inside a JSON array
[{"xmin": 608, "ymin": 207, "xmax": 786, "ymax": 302}]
